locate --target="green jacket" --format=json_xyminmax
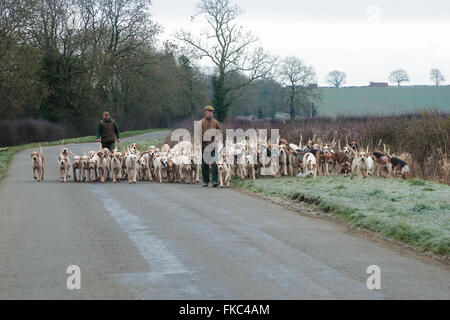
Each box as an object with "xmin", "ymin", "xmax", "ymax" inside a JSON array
[{"xmin": 96, "ymin": 117, "xmax": 120, "ymax": 142}]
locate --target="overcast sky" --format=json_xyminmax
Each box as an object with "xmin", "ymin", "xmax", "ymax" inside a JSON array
[{"xmin": 151, "ymin": 0, "xmax": 450, "ymax": 86}]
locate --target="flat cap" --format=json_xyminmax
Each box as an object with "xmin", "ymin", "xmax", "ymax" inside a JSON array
[
  {"xmin": 204, "ymin": 105, "xmax": 214, "ymax": 111},
  {"xmin": 103, "ymin": 111, "xmax": 110, "ymax": 116}
]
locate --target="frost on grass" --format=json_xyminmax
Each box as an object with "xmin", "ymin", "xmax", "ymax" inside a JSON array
[{"xmin": 234, "ymin": 176, "xmax": 450, "ymax": 256}]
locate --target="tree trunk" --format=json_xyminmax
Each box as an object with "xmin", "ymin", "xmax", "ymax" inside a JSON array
[
  {"xmin": 289, "ymin": 87, "xmax": 296, "ymax": 120},
  {"xmin": 212, "ymin": 71, "xmax": 229, "ymax": 122}
]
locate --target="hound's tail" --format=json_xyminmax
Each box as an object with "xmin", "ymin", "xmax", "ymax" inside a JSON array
[{"xmin": 69, "ymin": 149, "xmax": 77, "ymax": 157}]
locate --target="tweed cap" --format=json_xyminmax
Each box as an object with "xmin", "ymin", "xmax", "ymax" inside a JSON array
[
  {"xmin": 204, "ymin": 105, "xmax": 214, "ymax": 111},
  {"xmin": 103, "ymin": 111, "xmax": 110, "ymax": 116}
]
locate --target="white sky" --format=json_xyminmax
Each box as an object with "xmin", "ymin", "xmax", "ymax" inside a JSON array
[{"xmin": 151, "ymin": 0, "xmax": 450, "ymax": 86}]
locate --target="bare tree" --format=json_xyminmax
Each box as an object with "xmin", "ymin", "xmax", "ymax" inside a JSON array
[
  {"xmin": 327, "ymin": 70, "xmax": 346, "ymax": 88},
  {"xmin": 278, "ymin": 56, "xmax": 317, "ymax": 119},
  {"xmin": 389, "ymin": 69, "xmax": 409, "ymax": 87},
  {"xmin": 430, "ymin": 69, "xmax": 445, "ymax": 87},
  {"xmin": 175, "ymin": 0, "xmax": 275, "ymax": 121}
]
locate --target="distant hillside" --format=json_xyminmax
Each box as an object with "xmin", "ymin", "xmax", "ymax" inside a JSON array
[{"xmin": 314, "ymin": 86, "xmax": 450, "ymax": 117}]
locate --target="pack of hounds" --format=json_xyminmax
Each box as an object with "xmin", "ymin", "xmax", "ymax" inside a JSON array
[{"xmin": 30, "ymin": 135, "xmax": 411, "ymax": 186}]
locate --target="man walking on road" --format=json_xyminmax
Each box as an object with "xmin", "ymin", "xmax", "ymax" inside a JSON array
[
  {"xmin": 96, "ymin": 111, "xmax": 120, "ymax": 150},
  {"xmin": 200, "ymin": 105, "xmax": 222, "ymax": 187}
]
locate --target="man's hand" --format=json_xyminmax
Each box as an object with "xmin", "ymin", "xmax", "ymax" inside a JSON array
[
  {"xmin": 117, "ymin": 139, "xmax": 121, "ymax": 143},
  {"xmin": 96, "ymin": 139, "xmax": 100, "ymax": 143}
]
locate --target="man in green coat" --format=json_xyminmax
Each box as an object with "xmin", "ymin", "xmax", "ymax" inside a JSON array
[{"xmin": 96, "ymin": 111, "xmax": 120, "ymax": 150}]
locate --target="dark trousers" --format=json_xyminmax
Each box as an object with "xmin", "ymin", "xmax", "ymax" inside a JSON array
[
  {"xmin": 202, "ymin": 150, "xmax": 218, "ymax": 184},
  {"xmin": 102, "ymin": 141, "xmax": 115, "ymax": 151}
]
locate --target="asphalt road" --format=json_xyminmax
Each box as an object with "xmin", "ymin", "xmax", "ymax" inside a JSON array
[{"xmin": 0, "ymin": 131, "xmax": 448, "ymax": 299}]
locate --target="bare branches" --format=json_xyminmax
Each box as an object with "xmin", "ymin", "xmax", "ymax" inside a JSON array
[
  {"xmin": 327, "ymin": 70, "xmax": 346, "ymax": 88},
  {"xmin": 389, "ymin": 69, "xmax": 409, "ymax": 87},
  {"xmin": 175, "ymin": 0, "xmax": 276, "ymax": 120},
  {"xmin": 430, "ymin": 69, "xmax": 445, "ymax": 87},
  {"xmin": 278, "ymin": 56, "xmax": 317, "ymax": 119},
  {"xmin": 175, "ymin": 0, "xmax": 274, "ymax": 83}
]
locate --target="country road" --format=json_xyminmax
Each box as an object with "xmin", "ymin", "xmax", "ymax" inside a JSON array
[{"xmin": 0, "ymin": 131, "xmax": 448, "ymax": 299}]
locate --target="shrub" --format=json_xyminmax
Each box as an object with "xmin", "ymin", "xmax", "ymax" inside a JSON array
[{"xmin": 0, "ymin": 119, "xmax": 67, "ymax": 147}]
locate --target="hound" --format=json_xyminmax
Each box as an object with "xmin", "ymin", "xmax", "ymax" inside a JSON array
[
  {"xmin": 80, "ymin": 148, "xmax": 90, "ymax": 182},
  {"xmin": 60, "ymin": 143, "xmax": 70, "ymax": 160},
  {"xmin": 81, "ymin": 154, "xmax": 89, "ymax": 182},
  {"xmin": 372, "ymin": 150, "xmax": 393, "ymax": 178},
  {"xmin": 57, "ymin": 154, "xmax": 71, "ymax": 182},
  {"xmin": 72, "ymin": 154, "xmax": 82, "ymax": 182},
  {"xmin": 332, "ymin": 150, "xmax": 351, "ymax": 176},
  {"xmin": 279, "ymin": 144, "xmax": 289, "ymax": 176},
  {"xmin": 153, "ymin": 154, "xmax": 168, "ymax": 183},
  {"xmin": 130, "ymin": 143, "xmax": 140, "ymax": 155},
  {"xmin": 120, "ymin": 152, "xmax": 128, "ymax": 180},
  {"xmin": 391, "ymin": 157, "xmax": 411, "ymax": 179},
  {"xmin": 166, "ymin": 156, "xmax": 177, "ymax": 183},
  {"xmin": 217, "ymin": 161, "xmax": 231, "ymax": 187},
  {"xmin": 320, "ymin": 153, "xmax": 334, "ymax": 176},
  {"xmin": 146, "ymin": 150, "xmax": 157, "ymax": 181},
  {"xmin": 59, "ymin": 142, "xmax": 71, "ymax": 177},
  {"xmin": 287, "ymin": 143, "xmax": 302, "ymax": 176},
  {"xmin": 347, "ymin": 138, "xmax": 358, "ymax": 163},
  {"xmin": 88, "ymin": 152, "xmax": 99, "ymax": 181},
  {"xmin": 302, "ymin": 152, "xmax": 317, "ymax": 177},
  {"xmin": 350, "ymin": 149, "xmax": 369, "ymax": 181},
  {"xmin": 177, "ymin": 155, "xmax": 192, "ymax": 183},
  {"xmin": 58, "ymin": 142, "xmax": 71, "ymax": 182},
  {"xmin": 100, "ymin": 148, "xmax": 111, "ymax": 181},
  {"xmin": 269, "ymin": 138, "xmax": 281, "ymax": 178},
  {"xmin": 349, "ymin": 140, "xmax": 358, "ymax": 152},
  {"xmin": 96, "ymin": 151, "xmax": 108, "ymax": 183},
  {"xmin": 31, "ymin": 145, "xmax": 45, "ymax": 182},
  {"xmin": 190, "ymin": 155, "xmax": 199, "ymax": 183},
  {"xmin": 360, "ymin": 146, "xmax": 374, "ymax": 176},
  {"xmin": 125, "ymin": 152, "xmax": 139, "ymax": 183},
  {"xmin": 245, "ymin": 153, "xmax": 257, "ymax": 180},
  {"xmin": 137, "ymin": 154, "xmax": 150, "ymax": 181},
  {"xmin": 110, "ymin": 151, "xmax": 122, "ymax": 183}
]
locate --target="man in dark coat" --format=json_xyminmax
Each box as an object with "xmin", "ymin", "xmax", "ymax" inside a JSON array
[{"xmin": 96, "ymin": 111, "xmax": 120, "ymax": 150}]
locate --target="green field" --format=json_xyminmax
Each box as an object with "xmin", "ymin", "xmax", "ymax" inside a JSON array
[
  {"xmin": 314, "ymin": 86, "xmax": 450, "ymax": 117},
  {"xmin": 234, "ymin": 176, "xmax": 450, "ymax": 257}
]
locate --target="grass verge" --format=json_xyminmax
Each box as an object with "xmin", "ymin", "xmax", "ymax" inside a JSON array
[
  {"xmin": 233, "ymin": 176, "xmax": 450, "ymax": 257},
  {"xmin": 0, "ymin": 128, "xmax": 168, "ymax": 180},
  {"xmin": 119, "ymin": 137, "xmax": 166, "ymax": 152}
]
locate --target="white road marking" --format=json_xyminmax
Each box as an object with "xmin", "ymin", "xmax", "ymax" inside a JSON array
[{"xmin": 90, "ymin": 186, "xmax": 189, "ymax": 278}]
